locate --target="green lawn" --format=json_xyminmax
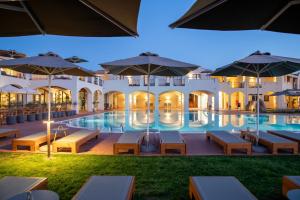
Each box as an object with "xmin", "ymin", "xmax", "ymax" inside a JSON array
[{"xmin": 0, "ymin": 153, "xmax": 299, "ymax": 200}]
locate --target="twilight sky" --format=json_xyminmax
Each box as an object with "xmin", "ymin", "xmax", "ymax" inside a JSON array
[{"xmin": 1, "ymin": 0, "xmax": 300, "ymax": 71}]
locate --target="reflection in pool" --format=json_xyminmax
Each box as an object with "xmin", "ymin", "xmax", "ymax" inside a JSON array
[{"xmin": 67, "ymin": 111, "xmax": 300, "ymax": 133}]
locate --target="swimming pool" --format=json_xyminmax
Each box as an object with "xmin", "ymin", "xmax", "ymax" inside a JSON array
[{"xmin": 66, "ymin": 111, "xmax": 300, "ymax": 133}]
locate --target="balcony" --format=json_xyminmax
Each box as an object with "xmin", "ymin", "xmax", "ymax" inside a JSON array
[{"xmin": 230, "ymin": 82, "xmax": 244, "ymax": 88}]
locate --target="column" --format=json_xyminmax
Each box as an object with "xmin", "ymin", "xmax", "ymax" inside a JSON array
[
  {"xmin": 228, "ymin": 94, "xmax": 231, "ymax": 110},
  {"xmin": 124, "ymin": 93, "xmax": 129, "ymax": 111},
  {"xmin": 214, "ymin": 92, "xmax": 220, "ymax": 111},
  {"xmin": 87, "ymin": 92, "xmax": 93, "ymax": 112},
  {"xmin": 99, "ymin": 94, "xmax": 104, "ymax": 110},
  {"xmin": 277, "ymin": 95, "xmax": 286, "ymax": 109},
  {"xmin": 71, "ymin": 91, "xmax": 79, "ymax": 113},
  {"xmin": 184, "ymin": 93, "xmax": 189, "ymax": 112},
  {"xmin": 208, "ymin": 95, "xmax": 213, "ymax": 110}
]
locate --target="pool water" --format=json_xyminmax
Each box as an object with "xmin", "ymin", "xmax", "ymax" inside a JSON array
[{"xmin": 66, "ymin": 111, "xmax": 300, "ymax": 133}]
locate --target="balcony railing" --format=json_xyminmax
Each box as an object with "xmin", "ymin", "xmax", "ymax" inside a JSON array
[
  {"xmin": 158, "ymin": 79, "xmax": 170, "ymax": 86},
  {"xmin": 128, "ymin": 79, "xmax": 140, "ymax": 86},
  {"xmin": 173, "ymin": 79, "xmax": 185, "ymax": 86},
  {"xmin": 248, "ymin": 82, "xmax": 261, "ymax": 88}
]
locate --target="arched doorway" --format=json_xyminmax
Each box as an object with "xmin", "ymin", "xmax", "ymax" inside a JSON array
[
  {"xmin": 104, "ymin": 91, "xmax": 125, "ymax": 110},
  {"xmin": 129, "ymin": 91, "xmax": 155, "ymax": 110},
  {"xmin": 159, "ymin": 90, "xmax": 183, "ymax": 110},
  {"xmin": 189, "ymin": 90, "xmax": 213, "ymax": 110},
  {"xmin": 230, "ymin": 91, "xmax": 245, "ymax": 110},
  {"xmin": 79, "ymin": 88, "xmax": 92, "ymax": 112},
  {"xmin": 219, "ymin": 91, "xmax": 229, "ymax": 110}
]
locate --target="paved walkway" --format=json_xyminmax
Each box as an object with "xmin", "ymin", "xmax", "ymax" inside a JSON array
[{"xmin": 0, "ymin": 112, "xmax": 293, "ymax": 156}]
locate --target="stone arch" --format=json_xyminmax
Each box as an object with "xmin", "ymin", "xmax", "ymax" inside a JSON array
[
  {"xmin": 78, "ymin": 87, "xmax": 92, "ymax": 112},
  {"xmin": 129, "ymin": 90, "xmax": 155, "ymax": 110},
  {"xmin": 189, "ymin": 90, "xmax": 214, "ymax": 110},
  {"xmin": 159, "ymin": 90, "xmax": 184, "ymax": 110},
  {"xmin": 104, "ymin": 90, "xmax": 125, "ymax": 110}
]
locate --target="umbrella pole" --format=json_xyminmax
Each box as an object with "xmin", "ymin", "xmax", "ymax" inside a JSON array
[
  {"xmin": 47, "ymin": 75, "xmax": 52, "ymax": 158},
  {"xmin": 146, "ymin": 73, "xmax": 150, "ymax": 148},
  {"xmin": 256, "ymin": 73, "xmax": 260, "ymax": 144}
]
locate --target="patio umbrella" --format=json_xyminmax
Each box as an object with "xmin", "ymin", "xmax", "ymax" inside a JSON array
[
  {"xmin": 0, "ymin": 0, "xmax": 140, "ymax": 37},
  {"xmin": 65, "ymin": 56, "xmax": 88, "ymax": 64},
  {"xmin": 0, "ymin": 50, "xmax": 26, "ymax": 58},
  {"xmin": 0, "ymin": 52, "xmax": 93, "ymax": 157},
  {"xmin": 170, "ymin": 0, "xmax": 300, "ymax": 34},
  {"xmin": 272, "ymin": 89, "xmax": 300, "ymax": 96},
  {"xmin": 211, "ymin": 51, "xmax": 300, "ymax": 138},
  {"xmin": 101, "ymin": 52, "xmax": 199, "ymax": 146},
  {"xmin": 0, "ymin": 84, "xmax": 25, "ymax": 93}
]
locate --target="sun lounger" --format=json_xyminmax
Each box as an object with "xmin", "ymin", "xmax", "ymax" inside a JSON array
[
  {"xmin": 12, "ymin": 131, "xmax": 54, "ymax": 152},
  {"xmin": 0, "ymin": 128, "xmax": 20, "ymax": 138},
  {"xmin": 189, "ymin": 176, "xmax": 257, "ymax": 200},
  {"xmin": 159, "ymin": 131, "xmax": 186, "ymax": 155},
  {"xmin": 114, "ymin": 132, "xmax": 144, "ymax": 155},
  {"xmin": 52, "ymin": 129, "xmax": 99, "ymax": 153},
  {"xmin": 258, "ymin": 131, "xmax": 298, "ymax": 154},
  {"xmin": 282, "ymin": 176, "xmax": 300, "ymax": 197},
  {"xmin": 206, "ymin": 131, "xmax": 252, "ymax": 155},
  {"xmin": 72, "ymin": 176, "xmax": 135, "ymax": 200},
  {"xmin": 267, "ymin": 130, "xmax": 300, "ymax": 144},
  {"xmin": 0, "ymin": 176, "xmax": 47, "ymax": 200}
]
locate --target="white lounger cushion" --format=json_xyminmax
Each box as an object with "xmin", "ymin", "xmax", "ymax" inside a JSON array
[
  {"xmin": 72, "ymin": 176, "xmax": 134, "ymax": 200},
  {"xmin": 192, "ymin": 176, "xmax": 257, "ymax": 200}
]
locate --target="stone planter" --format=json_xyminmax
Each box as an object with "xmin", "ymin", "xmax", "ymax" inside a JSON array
[
  {"xmin": 42, "ymin": 112, "xmax": 48, "ymax": 120},
  {"xmin": 16, "ymin": 115, "xmax": 25, "ymax": 123},
  {"xmin": 35, "ymin": 113, "xmax": 42, "ymax": 121},
  {"xmin": 27, "ymin": 114, "xmax": 36, "ymax": 122},
  {"xmin": 6, "ymin": 116, "xmax": 17, "ymax": 125}
]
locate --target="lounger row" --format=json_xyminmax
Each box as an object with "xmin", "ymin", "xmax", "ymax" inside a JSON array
[
  {"xmin": 12, "ymin": 129, "xmax": 99, "ymax": 153},
  {"xmin": 208, "ymin": 130, "xmax": 300, "ymax": 155},
  {"xmin": 2, "ymin": 175, "xmax": 299, "ymax": 200},
  {"xmin": 113, "ymin": 131, "xmax": 186, "ymax": 155}
]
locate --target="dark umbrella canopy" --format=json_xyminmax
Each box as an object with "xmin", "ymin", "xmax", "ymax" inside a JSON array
[
  {"xmin": 65, "ymin": 56, "xmax": 88, "ymax": 64},
  {"xmin": 101, "ymin": 52, "xmax": 199, "ymax": 76},
  {"xmin": 0, "ymin": 52, "xmax": 93, "ymax": 76},
  {"xmin": 272, "ymin": 89, "xmax": 300, "ymax": 96},
  {"xmin": 170, "ymin": 0, "xmax": 300, "ymax": 34},
  {"xmin": 0, "ymin": 50, "xmax": 26, "ymax": 58},
  {"xmin": 211, "ymin": 51, "xmax": 300, "ymax": 77},
  {"xmin": 0, "ymin": 0, "xmax": 140, "ymax": 37}
]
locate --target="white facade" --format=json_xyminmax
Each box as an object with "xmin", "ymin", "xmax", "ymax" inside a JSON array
[{"xmin": 0, "ymin": 58, "xmax": 299, "ymax": 112}]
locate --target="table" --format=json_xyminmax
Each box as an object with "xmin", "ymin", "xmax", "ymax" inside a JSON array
[
  {"xmin": 52, "ymin": 125, "xmax": 68, "ymax": 141},
  {"xmin": 287, "ymin": 189, "xmax": 300, "ymax": 200},
  {"xmin": 8, "ymin": 190, "xmax": 59, "ymax": 200}
]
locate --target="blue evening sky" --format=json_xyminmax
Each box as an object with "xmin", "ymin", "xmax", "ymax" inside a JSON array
[{"xmin": 1, "ymin": 0, "xmax": 300, "ymax": 71}]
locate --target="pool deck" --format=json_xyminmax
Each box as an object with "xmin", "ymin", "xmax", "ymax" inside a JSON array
[{"xmin": 0, "ymin": 112, "xmax": 297, "ymax": 156}]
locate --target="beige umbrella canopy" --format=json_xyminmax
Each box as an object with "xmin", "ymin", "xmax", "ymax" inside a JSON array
[{"xmin": 0, "ymin": 0, "xmax": 140, "ymax": 37}]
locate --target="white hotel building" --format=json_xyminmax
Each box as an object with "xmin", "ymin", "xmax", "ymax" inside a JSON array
[{"xmin": 0, "ymin": 55, "xmax": 299, "ymax": 114}]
